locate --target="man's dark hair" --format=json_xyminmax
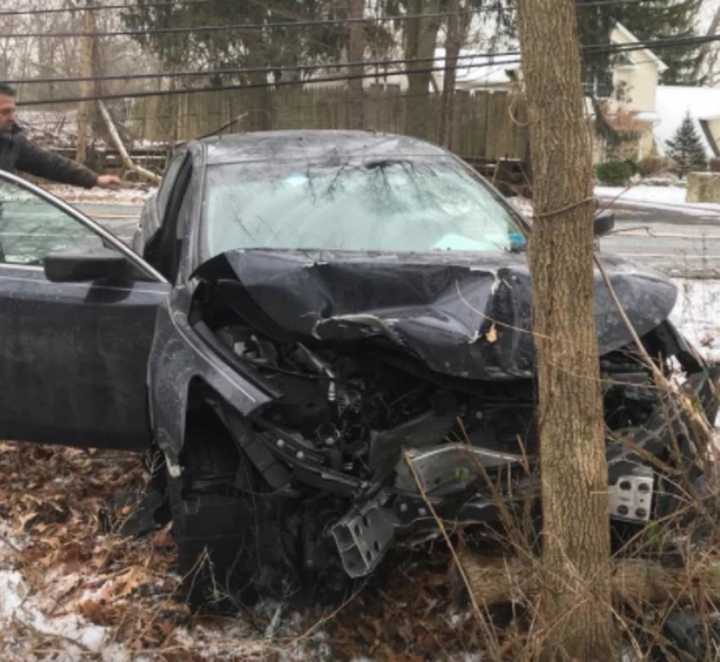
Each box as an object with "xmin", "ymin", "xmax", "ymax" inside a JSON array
[{"xmin": 0, "ymin": 83, "xmax": 16, "ymax": 97}]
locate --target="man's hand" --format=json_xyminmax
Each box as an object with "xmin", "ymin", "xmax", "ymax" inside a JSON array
[{"xmin": 96, "ymin": 174, "xmax": 122, "ymax": 188}]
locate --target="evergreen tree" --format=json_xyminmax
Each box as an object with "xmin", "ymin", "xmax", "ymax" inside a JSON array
[
  {"xmin": 121, "ymin": 1, "xmax": 351, "ymax": 83},
  {"xmin": 665, "ymin": 112, "xmax": 708, "ymax": 176}
]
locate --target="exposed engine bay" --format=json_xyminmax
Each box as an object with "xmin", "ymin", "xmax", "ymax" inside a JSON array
[{"xmin": 187, "ymin": 254, "xmax": 720, "ymax": 582}]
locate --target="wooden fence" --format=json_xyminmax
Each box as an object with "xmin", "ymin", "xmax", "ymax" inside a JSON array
[{"xmin": 129, "ymin": 85, "xmax": 529, "ymax": 163}]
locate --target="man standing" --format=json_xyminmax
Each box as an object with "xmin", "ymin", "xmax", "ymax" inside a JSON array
[{"xmin": 0, "ymin": 83, "xmax": 121, "ymax": 189}]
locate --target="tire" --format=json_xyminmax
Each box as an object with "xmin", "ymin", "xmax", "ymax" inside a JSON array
[{"xmin": 168, "ymin": 420, "xmax": 302, "ymax": 610}]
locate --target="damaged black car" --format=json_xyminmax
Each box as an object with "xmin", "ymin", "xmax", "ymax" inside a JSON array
[{"xmin": 0, "ymin": 130, "xmax": 717, "ymax": 607}]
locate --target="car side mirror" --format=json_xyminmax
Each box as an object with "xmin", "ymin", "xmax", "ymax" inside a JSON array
[
  {"xmin": 593, "ymin": 212, "xmax": 615, "ymax": 237},
  {"xmin": 44, "ymin": 247, "xmax": 130, "ymax": 282}
]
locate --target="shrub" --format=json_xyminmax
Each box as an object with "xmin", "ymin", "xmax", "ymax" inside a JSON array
[
  {"xmin": 637, "ymin": 157, "xmax": 669, "ymax": 177},
  {"xmin": 595, "ymin": 160, "xmax": 634, "ymax": 186},
  {"xmin": 623, "ymin": 158, "xmax": 639, "ymax": 176}
]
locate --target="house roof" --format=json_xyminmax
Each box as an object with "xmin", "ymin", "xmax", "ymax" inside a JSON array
[
  {"xmin": 611, "ymin": 22, "xmax": 669, "ymax": 74},
  {"xmin": 432, "ymin": 21, "xmax": 667, "ymax": 91},
  {"xmin": 433, "ymin": 48, "xmax": 519, "ymax": 89}
]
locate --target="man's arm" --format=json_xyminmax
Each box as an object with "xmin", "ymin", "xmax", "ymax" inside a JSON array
[{"xmin": 15, "ymin": 135, "xmax": 99, "ymax": 188}]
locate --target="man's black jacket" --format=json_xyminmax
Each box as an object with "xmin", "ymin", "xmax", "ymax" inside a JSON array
[{"xmin": 0, "ymin": 124, "xmax": 97, "ymax": 188}]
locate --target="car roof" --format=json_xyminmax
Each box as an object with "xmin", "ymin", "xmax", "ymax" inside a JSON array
[{"xmin": 199, "ymin": 130, "xmax": 449, "ymax": 166}]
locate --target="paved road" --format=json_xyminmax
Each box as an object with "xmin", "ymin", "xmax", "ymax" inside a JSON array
[
  {"xmin": 74, "ymin": 198, "xmax": 720, "ymax": 278},
  {"xmin": 75, "ymin": 202, "xmax": 141, "ymax": 245},
  {"xmin": 597, "ymin": 199, "xmax": 720, "ymax": 278}
]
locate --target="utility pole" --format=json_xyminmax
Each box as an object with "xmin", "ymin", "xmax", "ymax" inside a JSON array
[
  {"xmin": 348, "ymin": 0, "xmax": 366, "ymax": 130},
  {"xmin": 76, "ymin": 0, "xmax": 96, "ymax": 165},
  {"xmin": 517, "ymin": 0, "xmax": 613, "ymax": 659}
]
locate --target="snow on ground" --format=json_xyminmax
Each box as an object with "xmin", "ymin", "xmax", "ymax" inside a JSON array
[
  {"xmin": 0, "ymin": 518, "xmax": 140, "ymax": 661},
  {"xmin": 671, "ymin": 278, "xmax": 720, "ymax": 363},
  {"xmin": 513, "ymin": 188, "xmax": 720, "ymax": 219},
  {"xmin": 41, "ymin": 183, "xmax": 155, "ymax": 205},
  {"xmin": 507, "ymin": 195, "xmax": 532, "ymax": 218},
  {"xmin": 0, "ymin": 570, "xmax": 136, "ymax": 662},
  {"xmin": 595, "ymin": 185, "xmax": 720, "ymax": 216},
  {"xmin": 19, "ymin": 110, "xmax": 79, "ymax": 148}
]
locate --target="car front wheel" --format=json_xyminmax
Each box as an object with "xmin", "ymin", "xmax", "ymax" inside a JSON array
[{"xmin": 168, "ymin": 421, "xmax": 301, "ymax": 610}]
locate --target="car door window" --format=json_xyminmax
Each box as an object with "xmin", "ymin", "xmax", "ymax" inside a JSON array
[{"xmin": 0, "ymin": 179, "xmax": 103, "ymax": 265}]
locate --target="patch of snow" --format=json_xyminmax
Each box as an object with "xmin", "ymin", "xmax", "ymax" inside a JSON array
[
  {"xmin": 0, "ymin": 570, "xmax": 131, "ymax": 662},
  {"xmin": 670, "ymin": 279, "xmax": 720, "ymax": 363},
  {"xmin": 507, "ymin": 196, "xmax": 532, "ymax": 218},
  {"xmin": 19, "ymin": 110, "xmax": 79, "ymax": 148},
  {"xmin": 41, "ymin": 183, "xmax": 155, "ymax": 205},
  {"xmin": 133, "ymin": 139, "xmax": 170, "ymax": 149},
  {"xmin": 595, "ymin": 185, "xmax": 720, "ymax": 216},
  {"xmin": 435, "ymin": 47, "xmax": 519, "ymax": 88},
  {"xmin": 640, "ymin": 174, "xmax": 683, "ymax": 188}
]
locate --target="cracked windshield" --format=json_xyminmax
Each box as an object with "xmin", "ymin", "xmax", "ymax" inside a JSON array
[{"xmin": 203, "ymin": 157, "xmax": 526, "ymax": 257}]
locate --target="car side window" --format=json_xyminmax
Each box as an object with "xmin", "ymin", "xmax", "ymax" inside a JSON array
[
  {"xmin": 0, "ymin": 179, "xmax": 103, "ymax": 266},
  {"xmin": 156, "ymin": 153, "xmax": 186, "ymax": 222}
]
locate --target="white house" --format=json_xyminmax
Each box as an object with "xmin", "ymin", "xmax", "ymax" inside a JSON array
[{"xmin": 609, "ymin": 22, "xmax": 668, "ymax": 116}]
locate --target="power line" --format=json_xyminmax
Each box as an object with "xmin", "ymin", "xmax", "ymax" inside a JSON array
[
  {"xmin": 19, "ymin": 89, "xmax": 462, "ymax": 127},
  {"xmin": 6, "ymin": 33, "xmax": 719, "ymax": 89},
  {"xmin": 0, "ymin": 10, "xmax": 477, "ymax": 40},
  {"xmin": 4, "ymin": 53, "xmax": 521, "ymax": 86},
  {"xmin": 1, "ymin": 0, "xmax": 655, "ymax": 18},
  {"xmin": 575, "ymin": 0, "xmax": 654, "ymax": 6},
  {"xmin": 0, "ymin": 0, "xmax": 212, "ymax": 16},
  {"xmin": 15, "ymin": 61, "xmax": 526, "ymax": 107},
  {"xmin": 4, "ymin": 39, "xmax": 669, "ymax": 108}
]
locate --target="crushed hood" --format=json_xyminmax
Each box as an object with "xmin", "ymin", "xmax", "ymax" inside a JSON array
[{"xmin": 194, "ymin": 250, "xmax": 677, "ymax": 380}]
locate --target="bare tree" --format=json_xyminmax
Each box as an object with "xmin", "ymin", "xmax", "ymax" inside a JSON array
[
  {"xmin": 517, "ymin": 0, "xmax": 613, "ymax": 659},
  {"xmin": 438, "ymin": 0, "xmax": 464, "ymax": 148},
  {"xmin": 76, "ymin": 2, "xmax": 96, "ymax": 164},
  {"xmin": 404, "ymin": 0, "xmax": 443, "ymax": 137},
  {"xmin": 693, "ymin": 5, "xmax": 720, "ymax": 84},
  {"xmin": 348, "ymin": 0, "xmax": 366, "ymax": 130}
]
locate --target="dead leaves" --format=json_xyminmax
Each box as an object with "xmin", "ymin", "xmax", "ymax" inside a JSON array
[
  {"xmin": 0, "ymin": 440, "xmax": 498, "ymax": 659},
  {"xmin": 0, "ymin": 440, "xmax": 188, "ymax": 652}
]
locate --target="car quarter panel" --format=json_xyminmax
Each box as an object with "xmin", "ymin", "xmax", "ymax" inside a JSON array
[{"xmin": 148, "ymin": 286, "xmax": 273, "ymax": 467}]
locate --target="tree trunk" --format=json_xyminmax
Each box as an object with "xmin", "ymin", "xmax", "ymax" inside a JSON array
[
  {"xmin": 76, "ymin": 3, "xmax": 96, "ymax": 165},
  {"xmin": 404, "ymin": 0, "xmax": 442, "ymax": 139},
  {"xmin": 438, "ymin": 0, "xmax": 462, "ymax": 148},
  {"xmin": 348, "ymin": 0, "xmax": 366, "ymax": 130},
  {"xmin": 517, "ymin": 1, "xmax": 613, "ymax": 659},
  {"xmin": 98, "ymin": 101, "xmax": 160, "ymax": 184}
]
